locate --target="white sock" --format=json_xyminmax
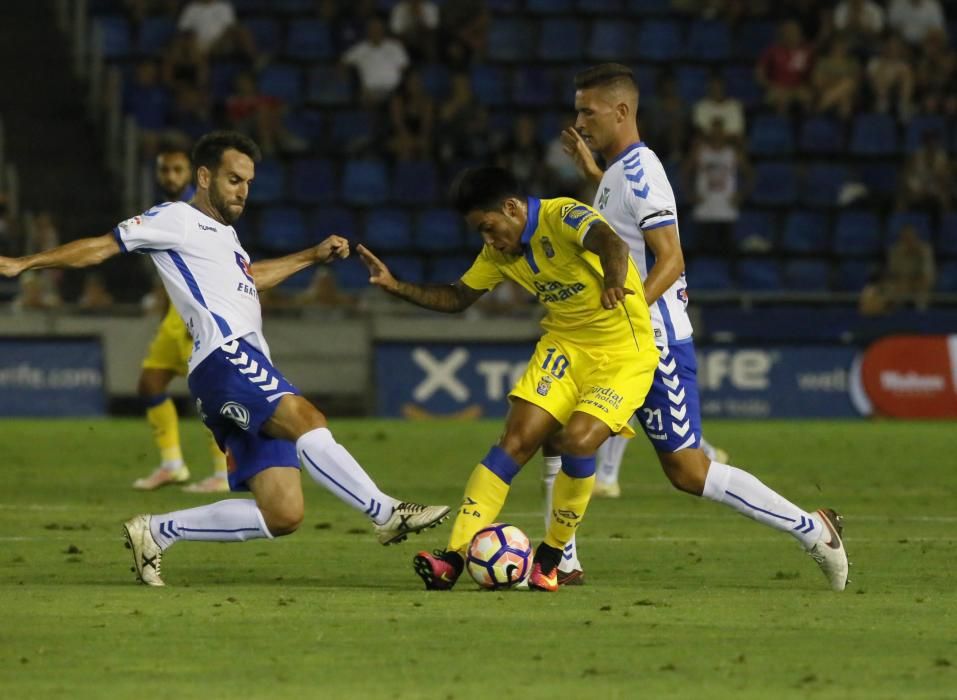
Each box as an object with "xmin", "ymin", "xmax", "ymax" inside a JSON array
[
  {"xmin": 297, "ymin": 427, "xmax": 398, "ymax": 525},
  {"xmin": 150, "ymin": 498, "xmax": 272, "ymax": 550},
  {"xmin": 542, "ymin": 455, "xmax": 581, "ymax": 572},
  {"xmin": 702, "ymin": 461, "xmax": 821, "ymax": 549},
  {"xmin": 700, "ymin": 438, "xmax": 717, "ymax": 461},
  {"xmin": 597, "ymin": 434, "xmax": 628, "ymax": 484}
]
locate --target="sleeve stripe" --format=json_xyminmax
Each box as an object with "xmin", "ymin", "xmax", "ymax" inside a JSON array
[
  {"xmin": 641, "ymin": 219, "xmax": 676, "ymax": 231},
  {"xmin": 112, "ymin": 226, "xmax": 128, "ymax": 253}
]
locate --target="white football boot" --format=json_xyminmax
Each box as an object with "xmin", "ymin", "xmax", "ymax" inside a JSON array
[
  {"xmin": 375, "ymin": 502, "xmax": 451, "ymax": 545},
  {"xmin": 806, "ymin": 508, "xmax": 849, "ymax": 592},
  {"xmin": 123, "ymin": 514, "xmax": 165, "ymax": 586}
]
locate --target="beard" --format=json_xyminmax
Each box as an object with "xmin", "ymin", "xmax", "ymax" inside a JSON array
[{"xmin": 209, "ymin": 185, "xmax": 242, "ymax": 225}]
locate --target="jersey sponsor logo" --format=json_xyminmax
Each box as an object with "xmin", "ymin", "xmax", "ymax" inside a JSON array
[
  {"xmin": 532, "ymin": 279, "xmax": 586, "ymax": 303},
  {"xmin": 560, "ymin": 204, "xmax": 594, "ymax": 228},
  {"xmin": 598, "ymin": 187, "xmax": 611, "ymax": 209},
  {"xmin": 235, "ymin": 252, "xmax": 254, "ymax": 283},
  {"xmin": 219, "ymin": 401, "xmax": 251, "ymax": 430}
]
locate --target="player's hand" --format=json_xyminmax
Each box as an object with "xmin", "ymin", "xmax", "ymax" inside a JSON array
[
  {"xmin": 357, "ymin": 244, "xmax": 398, "ymax": 291},
  {"xmin": 0, "ymin": 256, "xmax": 25, "ymax": 278},
  {"xmin": 315, "ymin": 235, "xmax": 350, "ymax": 263},
  {"xmin": 600, "ymin": 286, "xmax": 635, "ymax": 310},
  {"xmin": 560, "ymin": 127, "xmax": 603, "ymax": 183}
]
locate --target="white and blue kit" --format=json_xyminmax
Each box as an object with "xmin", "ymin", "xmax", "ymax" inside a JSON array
[
  {"xmin": 113, "ymin": 201, "xmax": 299, "ymax": 489},
  {"xmin": 595, "ymin": 141, "xmax": 701, "ymax": 452}
]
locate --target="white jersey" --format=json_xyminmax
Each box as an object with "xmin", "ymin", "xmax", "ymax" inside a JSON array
[
  {"xmin": 693, "ymin": 144, "xmax": 738, "ymax": 222},
  {"xmin": 113, "ymin": 201, "xmax": 268, "ymax": 371},
  {"xmin": 595, "ymin": 141, "xmax": 693, "ymax": 346}
]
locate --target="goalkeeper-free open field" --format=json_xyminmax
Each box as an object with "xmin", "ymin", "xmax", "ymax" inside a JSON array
[{"xmin": 1, "ymin": 418, "xmax": 954, "ymax": 699}]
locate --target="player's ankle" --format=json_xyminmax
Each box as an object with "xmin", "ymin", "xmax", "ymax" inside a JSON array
[{"xmin": 533, "ymin": 543, "xmax": 563, "ymax": 574}]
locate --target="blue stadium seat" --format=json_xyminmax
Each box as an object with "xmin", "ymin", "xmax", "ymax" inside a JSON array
[
  {"xmin": 687, "ymin": 257, "xmax": 733, "ymax": 291},
  {"xmin": 588, "ymin": 20, "xmax": 639, "ymax": 62},
  {"xmin": 849, "ymin": 113, "xmax": 899, "ymax": 156},
  {"xmin": 675, "ymin": 65, "xmax": 710, "ymax": 104},
  {"xmin": 415, "ymin": 209, "xmax": 464, "ymax": 252},
  {"xmin": 245, "ymin": 17, "xmax": 282, "ymax": 54},
  {"xmin": 858, "ymin": 160, "xmax": 898, "ymax": 198},
  {"xmin": 285, "ymin": 20, "xmax": 334, "ymax": 61},
  {"xmin": 486, "ymin": 0, "xmax": 522, "ymax": 10},
  {"xmin": 512, "ymin": 67, "xmax": 555, "ymax": 107},
  {"xmin": 577, "ymin": 0, "xmax": 624, "ymax": 12},
  {"xmin": 800, "ymin": 164, "xmax": 848, "ymax": 208},
  {"xmin": 936, "ymin": 261, "xmax": 957, "ymax": 292},
  {"xmin": 539, "ymin": 19, "xmax": 584, "ymax": 61},
  {"xmin": 780, "ymin": 211, "xmax": 830, "ymax": 254},
  {"xmin": 386, "ymin": 255, "xmax": 426, "ymax": 284},
  {"xmin": 636, "ymin": 20, "xmax": 684, "ymax": 62},
  {"xmin": 833, "ymin": 211, "xmax": 883, "ymax": 255},
  {"xmin": 393, "ymin": 161, "xmax": 439, "ymax": 205},
  {"xmin": 290, "ymin": 159, "xmax": 336, "ymax": 205},
  {"xmin": 364, "ymin": 209, "xmax": 413, "ymax": 251},
  {"xmin": 259, "ymin": 207, "xmax": 307, "ymax": 252},
  {"xmin": 246, "ymin": 159, "xmax": 285, "ymax": 204},
  {"xmin": 273, "ymin": 0, "xmax": 313, "ymax": 12},
  {"xmin": 938, "ymin": 213, "xmax": 957, "ymax": 256},
  {"xmin": 210, "ymin": 62, "xmax": 243, "ymax": 101},
  {"xmin": 734, "ymin": 20, "xmax": 775, "ymax": 60},
  {"xmin": 536, "ymin": 110, "xmax": 565, "ymax": 144},
  {"xmin": 470, "ymin": 65, "xmax": 508, "ymax": 106},
  {"xmin": 733, "ymin": 210, "xmax": 777, "ymax": 252},
  {"xmin": 419, "ymin": 63, "xmax": 451, "ymax": 100},
  {"xmin": 97, "ymin": 16, "xmax": 131, "ymax": 59},
  {"xmin": 526, "ymin": 0, "xmax": 573, "ymax": 12},
  {"xmin": 886, "ymin": 211, "xmax": 932, "ymax": 241},
  {"xmin": 310, "ymin": 206, "xmax": 357, "ymax": 241},
  {"xmin": 330, "ymin": 110, "xmax": 374, "ymax": 151},
  {"xmin": 341, "ymin": 159, "xmax": 389, "ymax": 206},
  {"xmin": 784, "ymin": 260, "xmax": 831, "ymax": 291},
  {"xmin": 904, "ymin": 115, "xmax": 948, "ymax": 151},
  {"xmin": 138, "ymin": 17, "xmax": 175, "ymax": 55},
  {"xmin": 334, "ymin": 260, "xmax": 372, "ymax": 291},
  {"xmin": 427, "ymin": 256, "xmax": 475, "ymax": 284},
  {"xmin": 487, "ymin": 18, "xmax": 532, "ymax": 62},
  {"xmin": 308, "ymin": 66, "xmax": 354, "ymax": 106},
  {"xmin": 721, "ymin": 65, "xmax": 763, "ymax": 108},
  {"xmin": 632, "ymin": 64, "xmax": 659, "ymax": 98},
  {"xmin": 750, "ymin": 162, "xmax": 797, "ymax": 206},
  {"xmin": 738, "ymin": 259, "xmax": 783, "ymax": 291},
  {"xmin": 625, "ymin": 0, "xmax": 672, "ymax": 12},
  {"xmin": 798, "ymin": 116, "xmax": 845, "ymax": 155},
  {"xmin": 748, "ymin": 114, "xmax": 794, "ymax": 156},
  {"xmin": 677, "ymin": 219, "xmax": 697, "ymax": 253},
  {"xmin": 283, "ymin": 109, "xmax": 324, "ymax": 142},
  {"xmin": 835, "ymin": 260, "xmax": 876, "ymax": 291},
  {"xmin": 687, "ymin": 20, "xmax": 731, "ymax": 62},
  {"xmin": 258, "ymin": 64, "xmax": 302, "ymax": 103}
]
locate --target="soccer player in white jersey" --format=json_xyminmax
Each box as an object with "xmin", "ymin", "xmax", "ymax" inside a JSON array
[
  {"xmin": 541, "ymin": 64, "xmax": 849, "ymax": 591},
  {"xmin": 0, "ymin": 131, "xmax": 449, "ymax": 586}
]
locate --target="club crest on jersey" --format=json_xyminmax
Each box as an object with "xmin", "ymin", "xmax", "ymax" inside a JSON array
[
  {"xmin": 537, "ymin": 375, "xmax": 553, "ymax": 396},
  {"xmin": 540, "ymin": 236, "xmax": 555, "ymax": 258},
  {"xmin": 677, "ymin": 287, "xmax": 688, "ymax": 306},
  {"xmin": 220, "ymin": 401, "xmax": 250, "ymax": 430},
  {"xmin": 560, "ymin": 204, "xmax": 592, "ymax": 227},
  {"xmin": 598, "ymin": 187, "xmax": 611, "ymax": 209},
  {"xmin": 235, "ymin": 252, "xmax": 254, "ymax": 283}
]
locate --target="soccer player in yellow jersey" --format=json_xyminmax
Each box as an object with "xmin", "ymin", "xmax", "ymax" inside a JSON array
[
  {"xmin": 358, "ymin": 166, "xmax": 660, "ymax": 591},
  {"xmin": 133, "ymin": 145, "xmax": 229, "ymax": 493}
]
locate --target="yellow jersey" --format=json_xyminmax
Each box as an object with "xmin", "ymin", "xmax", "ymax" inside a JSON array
[{"xmin": 461, "ymin": 196, "xmax": 655, "ymax": 351}]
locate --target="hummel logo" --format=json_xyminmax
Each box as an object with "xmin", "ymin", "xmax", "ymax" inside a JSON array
[{"xmin": 198, "ymin": 223, "xmax": 217, "ymax": 232}]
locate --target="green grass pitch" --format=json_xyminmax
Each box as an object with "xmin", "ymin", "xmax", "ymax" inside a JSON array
[{"xmin": 1, "ymin": 418, "xmax": 955, "ymax": 699}]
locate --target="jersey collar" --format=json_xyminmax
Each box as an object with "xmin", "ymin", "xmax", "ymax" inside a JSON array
[
  {"xmin": 520, "ymin": 196, "xmax": 541, "ymax": 246},
  {"xmin": 607, "ymin": 141, "xmax": 646, "ymax": 168}
]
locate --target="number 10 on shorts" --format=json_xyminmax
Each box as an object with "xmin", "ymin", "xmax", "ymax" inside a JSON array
[{"xmin": 541, "ymin": 348, "xmax": 569, "ymax": 379}]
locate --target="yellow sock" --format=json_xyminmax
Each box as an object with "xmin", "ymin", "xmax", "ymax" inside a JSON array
[
  {"xmin": 206, "ymin": 429, "xmax": 227, "ymax": 477},
  {"xmin": 447, "ymin": 464, "xmax": 511, "ymax": 555},
  {"xmin": 146, "ymin": 397, "xmax": 182, "ymax": 465},
  {"xmin": 544, "ymin": 471, "xmax": 596, "ymax": 551}
]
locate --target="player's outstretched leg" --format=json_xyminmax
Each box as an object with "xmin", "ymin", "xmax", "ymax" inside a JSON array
[{"xmin": 542, "ymin": 451, "xmax": 584, "ymax": 586}]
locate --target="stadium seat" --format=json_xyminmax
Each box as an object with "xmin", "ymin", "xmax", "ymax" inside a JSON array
[
  {"xmin": 798, "ymin": 116, "xmax": 844, "ymax": 155},
  {"xmin": 470, "ymin": 65, "xmax": 508, "ymax": 106},
  {"xmin": 283, "ymin": 109, "xmax": 325, "ymax": 143},
  {"xmin": 886, "ymin": 211, "xmax": 932, "ymax": 241},
  {"xmin": 780, "ymin": 211, "xmax": 830, "ymax": 254},
  {"xmin": 364, "ymin": 208, "xmax": 413, "ymax": 251},
  {"xmin": 392, "ymin": 161, "xmax": 439, "ymax": 205},
  {"xmin": 276, "ymin": 267, "xmax": 314, "ymax": 292},
  {"xmin": 675, "ymin": 65, "xmax": 710, "ymax": 104},
  {"xmin": 737, "ymin": 259, "xmax": 783, "ymax": 291},
  {"xmin": 138, "ymin": 17, "xmax": 175, "ymax": 55},
  {"xmin": 290, "ymin": 159, "xmax": 336, "ymax": 205},
  {"xmin": 341, "ymin": 159, "xmax": 389, "ymax": 206},
  {"xmin": 783, "ymin": 259, "xmax": 832, "ymax": 291},
  {"xmin": 904, "ymin": 115, "xmax": 948, "ymax": 151},
  {"xmin": 96, "ymin": 16, "xmax": 131, "ymax": 59},
  {"xmin": 259, "ymin": 207, "xmax": 307, "ymax": 252},
  {"xmin": 245, "ymin": 17, "xmax": 282, "ymax": 55},
  {"xmin": 687, "ymin": 20, "xmax": 731, "ymax": 62},
  {"xmin": 307, "ymin": 66, "xmax": 355, "ymax": 106},
  {"xmin": 310, "ymin": 206, "xmax": 357, "ymax": 241},
  {"xmin": 539, "ymin": 19, "xmax": 584, "ymax": 61},
  {"xmin": 273, "ymin": 0, "xmax": 313, "ymax": 12},
  {"xmin": 632, "ymin": 64, "xmax": 659, "ymax": 98},
  {"xmin": 285, "ymin": 19, "xmax": 334, "ymax": 61},
  {"xmin": 511, "ymin": 67, "xmax": 556, "ymax": 107},
  {"xmin": 625, "ymin": 0, "xmax": 673, "ymax": 12},
  {"xmin": 833, "ymin": 211, "xmax": 883, "ymax": 255},
  {"xmin": 938, "ymin": 213, "xmax": 957, "ymax": 256},
  {"xmin": 750, "ymin": 162, "xmax": 798, "ymax": 207},
  {"xmin": 258, "ymin": 64, "xmax": 303, "ymax": 104},
  {"xmin": 686, "ymin": 257, "xmax": 733, "ymax": 290},
  {"xmin": 800, "ymin": 164, "xmax": 848, "ymax": 208},
  {"xmin": 419, "ymin": 63, "xmax": 451, "ymax": 100},
  {"xmin": 486, "ymin": 0, "xmax": 522, "ymax": 10},
  {"xmin": 636, "ymin": 20, "xmax": 684, "ymax": 62},
  {"xmin": 858, "ymin": 160, "xmax": 898, "ymax": 198},
  {"xmin": 936, "ymin": 261, "xmax": 957, "ymax": 292},
  {"xmin": 734, "ymin": 19, "xmax": 775, "ymax": 60},
  {"xmin": 210, "ymin": 61, "xmax": 243, "ymax": 101},
  {"xmin": 577, "ymin": 0, "xmax": 624, "ymax": 12},
  {"xmin": 414, "ymin": 209, "xmax": 465, "ymax": 252},
  {"xmin": 246, "ymin": 159, "xmax": 285, "ymax": 204},
  {"xmin": 330, "ymin": 110, "xmax": 374, "ymax": 152},
  {"xmin": 487, "ymin": 18, "xmax": 533, "ymax": 62},
  {"xmin": 526, "ymin": 0, "xmax": 573, "ymax": 12},
  {"xmin": 677, "ymin": 218, "xmax": 697, "ymax": 253},
  {"xmin": 721, "ymin": 65, "xmax": 763, "ymax": 108},
  {"xmin": 386, "ymin": 255, "xmax": 426, "ymax": 284},
  {"xmin": 748, "ymin": 114, "xmax": 794, "ymax": 156},
  {"xmin": 334, "ymin": 260, "xmax": 372, "ymax": 291},
  {"xmin": 588, "ymin": 20, "xmax": 639, "ymax": 62},
  {"xmin": 849, "ymin": 113, "xmax": 899, "ymax": 156},
  {"xmin": 427, "ymin": 256, "xmax": 475, "ymax": 284},
  {"xmin": 835, "ymin": 260, "xmax": 876, "ymax": 291},
  {"xmin": 733, "ymin": 210, "xmax": 777, "ymax": 253}
]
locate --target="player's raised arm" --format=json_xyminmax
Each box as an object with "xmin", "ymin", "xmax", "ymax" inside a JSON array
[
  {"xmin": 582, "ymin": 222, "xmax": 634, "ymax": 309},
  {"xmin": 249, "ymin": 235, "xmax": 349, "ymax": 291},
  {"xmin": 0, "ymin": 233, "xmax": 121, "ymax": 278},
  {"xmin": 357, "ymin": 244, "xmax": 484, "ymax": 313}
]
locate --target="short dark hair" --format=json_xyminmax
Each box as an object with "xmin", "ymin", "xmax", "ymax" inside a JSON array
[
  {"xmin": 449, "ymin": 166, "xmax": 524, "ymax": 214},
  {"xmin": 574, "ymin": 63, "xmax": 638, "ymax": 94},
  {"xmin": 191, "ymin": 131, "xmax": 261, "ymax": 172},
  {"xmin": 157, "ymin": 142, "xmax": 191, "ymax": 162}
]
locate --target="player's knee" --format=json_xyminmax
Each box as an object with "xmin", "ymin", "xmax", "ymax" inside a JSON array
[
  {"xmin": 261, "ymin": 503, "xmax": 303, "ymax": 537},
  {"xmin": 138, "ymin": 372, "xmax": 167, "ymax": 398},
  {"xmin": 497, "ymin": 432, "xmax": 538, "ymax": 466},
  {"xmin": 557, "ymin": 423, "xmax": 606, "ymax": 457},
  {"xmin": 660, "ymin": 451, "xmax": 708, "ymax": 496}
]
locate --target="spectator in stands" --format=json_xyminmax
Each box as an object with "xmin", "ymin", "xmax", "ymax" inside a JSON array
[
  {"xmin": 77, "ymin": 273, "xmax": 115, "ymax": 312},
  {"xmin": 896, "ymin": 129, "xmax": 953, "ymax": 213},
  {"xmin": 542, "ymin": 115, "xmax": 591, "ymax": 201},
  {"xmin": 341, "ymin": 16, "xmax": 410, "ymax": 106},
  {"xmin": 225, "ymin": 72, "xmax": 307, "ymax": 156},
  {"xmin": 833, "ymin": 0, "xmax": 884, "ymax": 53},
  {"xmin": 887, "ymin": 0, "xmax": 947, "ymax": 46},
  {"xmin": 867, "ymin": 33, "xmax": 915, "ymax": 118},
  {"xmin": 436, "ymin": 73, "xmax": 499, "ymax": 166},
  {"xmin": 860, "ymin": 224, "xmax": 937, "ymax": 314},
  {"xmin": 756, "ymin": 20, "xmax": 814, "ymax": 115},
  {"xmin": 692, "ymin": 74, "xmax": 745, "ymax": 142},
  {"xmin": 390, "ymin": 0, "xmax": 439, "ymax": 61},
  {"xmin": 771, "ymin": 0, "xmax": 835, "ymax": 49},
  {"xmin": 495, "ymin": 114, "xmax": 545, "ymax": 193},
  {"xmin": 682, "ymin": 117, "xmax": 754, "ymax": 254},
  {"xmin": 438, "ymin": 0, "xmax": 489, "ymax": 69},
  {"xmin": 326, "ymin": 0, "xmax": 379, "ymax": 54},
  {"xmin": 124, "ymin": 60, "xmax": 171, "ymax": 155},
  {"xmin": 915, "ymin": 29, "xmax": 957, "ymax": 116},
  {"xmin": 640, "ymin": 71, "xmax": 690, "ymax": 161},
  {"xmin": 811, "ymin": 36, "xmax": 861, "ymax": 121},
  {"xmin": 177, "ymin": 0, "xmax": 259, "ymax": 64},
  {"xmin": 161, "ymin": 30, "xmax": 209, "ymax": 96},
  {"xmin": 388, "ymin": 70, "xmax": 435, "ymax": 161}
]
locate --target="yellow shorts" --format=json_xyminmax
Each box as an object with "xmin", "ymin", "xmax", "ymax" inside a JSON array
[
  {"xmin": 141, "ymin": 307, "xmax": 193, "ymax": 375},
  {"xmin": 509, "ymin": 333, "xmax": 659, "ymax": 438}
]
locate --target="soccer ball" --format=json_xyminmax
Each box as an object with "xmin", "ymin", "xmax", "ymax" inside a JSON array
[{"xmin": 466, "ymin": 523, "xmax": 532, "ymax": 589}]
